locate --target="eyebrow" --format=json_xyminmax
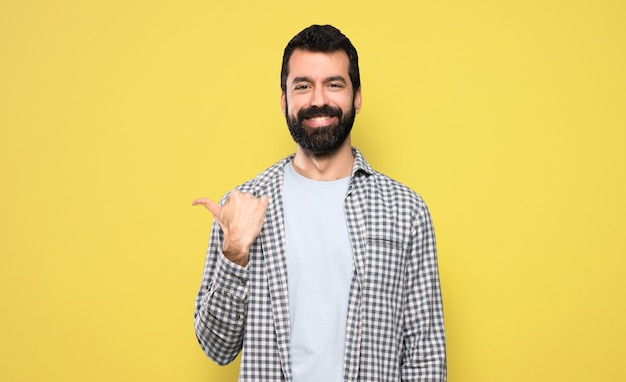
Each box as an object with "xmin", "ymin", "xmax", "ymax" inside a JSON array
[{"xmin": 292, "ymin": 75, "xmax": 348, "ymax": 84}]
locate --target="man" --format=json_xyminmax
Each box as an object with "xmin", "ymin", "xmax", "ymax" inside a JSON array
[{"xmin": 193, "ymin": 24, "xmax": 446, "ymax": 381}]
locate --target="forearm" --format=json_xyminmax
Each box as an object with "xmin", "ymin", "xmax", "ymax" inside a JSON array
[
  {"xmin": 194, "ymin": 229, "xmax": 249, "ymax": 365},
  {"xmin": 401, "ymin": 287, "xmax": 447, "ymax": 381},
  {"xmin": 402, "ymin": 205, "xmax": 447, "ymax": 381}
]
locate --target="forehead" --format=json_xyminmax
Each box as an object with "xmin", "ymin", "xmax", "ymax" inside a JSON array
[{"xmin": 286, "ymin": 49, "xmax": 350, "ymax": 81}]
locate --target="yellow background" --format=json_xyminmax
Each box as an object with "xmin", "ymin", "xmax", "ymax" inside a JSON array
[{"xmin": 1, "ymin": 0, "xmax": 624, "ymax": 381}]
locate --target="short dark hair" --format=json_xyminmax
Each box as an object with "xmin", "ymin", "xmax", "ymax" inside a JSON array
[{"xmin": 280, "ymin": 25, "xmax": 360, "ymax": 96}]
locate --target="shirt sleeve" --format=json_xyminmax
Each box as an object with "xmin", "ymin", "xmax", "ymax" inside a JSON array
[
  {"xmin": 194, "ymin": 219, "xmax": 249, "ymax": 365},
  {"xmin": 401, "ymin": 202, "xmax": 447, "ymax": 381}
]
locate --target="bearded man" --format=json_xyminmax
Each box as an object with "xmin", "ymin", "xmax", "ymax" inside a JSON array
[{"xmin": 193, "ymin": 24, "xmax": 447, "ymax": 382}]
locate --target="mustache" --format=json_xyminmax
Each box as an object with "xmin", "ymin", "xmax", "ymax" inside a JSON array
[{"xmin": 297, "ymin": 105, "xmax": 343, "ymax": 120}]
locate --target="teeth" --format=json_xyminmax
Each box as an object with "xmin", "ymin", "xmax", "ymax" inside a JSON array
[{"xmin": 309, "ymin": 116, "xmax": 329, "ymax": 121}]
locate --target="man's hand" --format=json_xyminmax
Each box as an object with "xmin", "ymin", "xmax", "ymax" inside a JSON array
[{"xmin": 193, "ymin": 190, "xmax": 269, "ymax": 267}]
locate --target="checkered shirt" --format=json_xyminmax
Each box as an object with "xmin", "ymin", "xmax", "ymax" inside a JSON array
[{"xmin": 195, "ymin": 148, "xmax": 447, "ymax": 381}]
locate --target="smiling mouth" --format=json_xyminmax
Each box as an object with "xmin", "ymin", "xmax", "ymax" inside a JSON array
[{"xmin": 305, "ymin": 115, "xmax": 337, "ymax": 127}]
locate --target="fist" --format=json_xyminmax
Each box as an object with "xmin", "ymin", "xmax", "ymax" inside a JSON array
[{"xmin": 193, "ymin": 190, "xmax": 269, "ymax": 266}]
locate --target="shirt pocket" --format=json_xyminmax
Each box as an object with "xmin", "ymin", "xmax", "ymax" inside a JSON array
[{"xmin": 365, "ymin": 237, "xmax": 406, "ymax": 309}]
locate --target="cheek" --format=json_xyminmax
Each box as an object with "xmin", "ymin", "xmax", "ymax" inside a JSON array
[
  {"xmin": 331, "ymin": 94, "xmax": 354, "ymax": 110},
  {"xmin": 285, "ymin": 98, "xmax": 303, "ymax": 116}
]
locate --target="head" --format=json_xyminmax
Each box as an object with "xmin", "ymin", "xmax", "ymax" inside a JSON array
[
  {"xmin": 280, "ymin": 25, "xmax": 362, "ymax": 156},
  {"xmin": 281, "ymin": 25, "xmax": 360, "ymax": 97}
]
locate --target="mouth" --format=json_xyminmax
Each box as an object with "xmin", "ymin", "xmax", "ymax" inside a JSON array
[{"xmin": 304, "ymin": 115, "xmax": 338, "ymax": 128}]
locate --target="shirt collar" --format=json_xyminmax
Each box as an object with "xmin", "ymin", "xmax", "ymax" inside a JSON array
[
  {"xmin": 253, "ymin": 147, "xmax": 374, "ymax": 191},
  {"xmin": 350, "ymin": 147, "xmax": 375, "ymax": 178}
]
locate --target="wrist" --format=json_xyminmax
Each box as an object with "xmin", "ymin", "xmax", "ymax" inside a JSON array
[{"xmin": 222, "ymin": 243, "xmax": 249, "ymax": 267}]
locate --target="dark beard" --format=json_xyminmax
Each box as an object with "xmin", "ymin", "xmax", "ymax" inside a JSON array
[{"xmin": 285, "ymin": 103, "xmax": 356, "ymax": 156}]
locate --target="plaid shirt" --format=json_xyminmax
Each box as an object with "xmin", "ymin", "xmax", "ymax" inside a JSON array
[{"xmin": 195, "ymin": 148, "xmax": 447, "ymax": 381}]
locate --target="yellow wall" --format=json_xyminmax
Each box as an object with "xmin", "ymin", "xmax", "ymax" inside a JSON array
[{"xmin": 1, "ymin": 1, "xmax": 624, "ymax": 381}]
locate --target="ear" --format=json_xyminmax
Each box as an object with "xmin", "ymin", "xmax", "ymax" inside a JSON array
[
  {"xmin": 353, "ymin": 87, "xmax": 362, "ymax": 114},
  {"xmin": 281, "ymin": 92, "xmax": 287, "ymax": 114}
]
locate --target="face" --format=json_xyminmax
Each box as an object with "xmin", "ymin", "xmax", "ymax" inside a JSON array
[{"xmin": 281, "ymin": 49, "xmax": 362, "ymax": 156}]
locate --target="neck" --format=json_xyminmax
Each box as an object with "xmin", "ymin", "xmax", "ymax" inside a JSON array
[{"xmin": 291, "ymin": 138, "xmax": 354, "ymax": 181}]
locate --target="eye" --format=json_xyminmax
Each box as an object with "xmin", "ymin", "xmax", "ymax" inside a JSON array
[
  {"xmin": 294, "ymin": 84, "xmax": 310, "ymax": 91},
  {"xmin": 328, "ymin": 82, "xmax": 344, "ymax": 89}
]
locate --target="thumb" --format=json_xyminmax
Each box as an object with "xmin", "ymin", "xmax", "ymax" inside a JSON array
[{"xmin": 192, "ymin": 197, "xmax": 222, "ymax": 224}]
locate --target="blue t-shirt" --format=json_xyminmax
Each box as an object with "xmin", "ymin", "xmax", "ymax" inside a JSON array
[{"xmin": 283, "ymin": 160, "xmax": 353, "ymax": 382}]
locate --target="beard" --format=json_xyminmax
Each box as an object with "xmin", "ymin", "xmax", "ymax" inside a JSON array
[{"xmin": 285, "ymin": 103, "xmax": 356, "ymax": 156}]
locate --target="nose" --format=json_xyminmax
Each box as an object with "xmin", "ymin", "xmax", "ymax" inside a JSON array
[{"xmin": 310, "ymin": 87, "xmax": 328, "ymax": 107}]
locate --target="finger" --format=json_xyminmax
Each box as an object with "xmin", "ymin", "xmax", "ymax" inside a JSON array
[
  {"xmin": 192, "ymin": 197, "xmax": 222, "ymax": 223},
  {"xmin": 192, "ymin": 197, "xmax": 211, "ymax": 207},
  {"xmin": 260, "ymin": 195, "xmax": 269, "ymax": 207}
]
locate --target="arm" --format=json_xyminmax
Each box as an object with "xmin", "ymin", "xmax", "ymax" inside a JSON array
[
  {"xmin": 193, "ymin": 191, "xmax": 268, "ymax": 365},
  {"xmin": 194, "ymin": 219, "xmax": 248, "ymax": 365},
  {"xmin": 401, "ymin": 203, "xmax": 447, "ymax": 381}
]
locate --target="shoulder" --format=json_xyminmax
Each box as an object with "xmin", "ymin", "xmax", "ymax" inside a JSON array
[
  {"xmin": 219, "ymin": 154, "xmax": 294, "ymax": 202},
  {"xmin": 362, "ymin": 169, "xmax": 428, "ymax": 212},
  {"xmin": 352, "ymin": 148, "xmax": 427, "ymax": 213}
]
